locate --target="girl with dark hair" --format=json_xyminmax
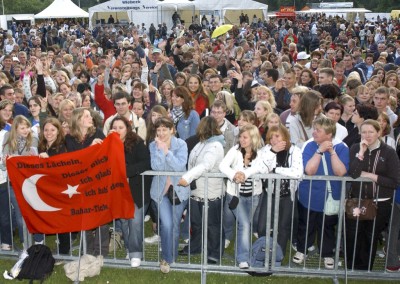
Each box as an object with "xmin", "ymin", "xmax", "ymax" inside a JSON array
[
  {"xmin": 371, "ymin": 67, "xmax": 385, "ymax": 84},
  {"xmin": 174, "ymin": 72, "xmax": 187, "ymax": 86},
  {"xmin": 27, "ymin": 95, "xmax": 48, "ymax": 136},
  {"xmin": 170, "ymin": 86, "xmax": 200, "ymax": 140},
  {"xmin": 38, "ymin": 117, "xmax": 71, "ymax": 254},
  {"xmin": 299, "ymin": 68, "xmax": 317, "ymax": 88},
  {"xmin": 109, "ymin": 116, "xmax": 151, "ymax": 268},
  {"xmin": 343, "ymin": 103, "xmax": 379, "ymax": 148},
  {"xmin": 149, "ymin": 117, "xmax": 188, "ymax": 273},
  {"xmin": 186, "ymin": 74, "xmax": 209, "ymax": 117}
]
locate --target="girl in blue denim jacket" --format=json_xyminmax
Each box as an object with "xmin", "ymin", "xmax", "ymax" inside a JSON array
[{"xmin": 149, "ymin": 117, "xmax": 188, "ymax": 273}]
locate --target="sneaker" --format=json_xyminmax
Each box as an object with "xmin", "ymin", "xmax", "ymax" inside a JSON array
[
  {"xmin": 145, "ymin": 234, "xmax": 160, "ymax": 244},
  {"xmin": 144, "ymin": 215, "xmax": 151, "ymax": 222},
  {"xmin": 253, "ymin": 232, "xmax": 259, "ymax": 239},
  {"xmin": 1, "ymin": 243, "xmax": 11, "ymax": 251},
  {"xmin": 54, "ymin": 259, "xmax": 64, "ymax": 266},
  {"xmin": 130, "ymin": 258, "xmax": 141, "ymax": 268},
  {"xmin": 239, "ymin": 262, "xmax": 249, "ymax": 269},
  {"xmin": 293, "ymin": 252, "xmax": 305, "ymax": 264},
  {"xmin": 160, "ymin": 260, "xmax": 170, "ymax": 273},
  {"xmin": 183, "ymin": 238, "xmax": 189, "ymax": 244},
  {"xmin": 208, "ymin": 258, "xmax": 217, "ymax": 265},
  {"xmin": 386, "ymin": 265, "xmax": 400, "ymax": 272},
  {"xmin": 324, "ymin": 257, "xmax": 334, "ymax": 269},
  {"xmin": 224, "ymin": 239, "xmax": 230, "ymax": 249},
  {"xmin": 308, "ymin": 245, "xmax": 316, "ymax": 252},
  {"xmin": 291, "ymin": 242, "xmax": 298, "ymax": 252}
]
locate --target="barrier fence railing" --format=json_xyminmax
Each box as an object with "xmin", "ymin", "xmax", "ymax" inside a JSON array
[{"xmin": 1, "ymin": 172, "xmax": 399, "ymax": 283}]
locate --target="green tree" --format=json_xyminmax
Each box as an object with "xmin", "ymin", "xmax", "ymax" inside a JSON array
[{"xmin": 3, "ymin": 0, "xmax": 52, "ymax": 14}]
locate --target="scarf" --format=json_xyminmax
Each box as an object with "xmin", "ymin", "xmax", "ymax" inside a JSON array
[
  {"xmin": 17, "ymin": 136, "xmax": 27, "ymax": 155},
  {"xmin": 171, "ymin": 106, "xmax": 184, "ymax": 125}
]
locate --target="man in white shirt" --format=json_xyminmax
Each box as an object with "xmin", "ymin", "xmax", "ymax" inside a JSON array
[
  {"xmin": 210, "ymin": 100, "xmax": 234, "ymax": 155},
  {"xmin": 103, "ymin": 92, "xmax": 146, "ymax": 140},
  {"xmin": 373, "ymin": 86, "xmax": 397, "ymax": 138}
]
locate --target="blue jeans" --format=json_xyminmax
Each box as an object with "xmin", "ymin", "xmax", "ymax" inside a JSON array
[
  {"xmin": 227, "ymin": 193, "xmax": 260, "ymax": 263},
  {"xmin": 120, "ymin": 203, "xmax": 149, "ymax": 259},
  {"xmin": 0, "ymin": 182, "xmax": 11, "ymax": 245},
  {"xmin": 9, "ymin": 186, "xmax": 23, "ymax": 243},
  {"xmin": 387, "ymin": 202, "xmax": 400, "ymax": 267},
  {"xmin": 223, "ymin": 196, "xmax": 235, "ymax": 241},
  {"xmin": 157, "ymin": 195, "xmax": 188, "ymax": 264}
]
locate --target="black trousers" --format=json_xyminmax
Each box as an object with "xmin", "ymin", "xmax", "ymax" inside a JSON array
[
  {"xmin": 345, "ymin": 200, "xmax": 392, "ymax": 270},
  {"xmin": 296, "ymin": 201, "xmax": 338, "ymax": 257}
]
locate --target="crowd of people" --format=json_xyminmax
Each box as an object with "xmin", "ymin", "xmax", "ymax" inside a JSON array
[{"xmin": 0, "ymin": 12, "xmax": 400, "ymax": 274}]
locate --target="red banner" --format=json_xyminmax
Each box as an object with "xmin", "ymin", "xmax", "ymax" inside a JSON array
[{"xmin": 6, "ymin": 133, "xmax": 134, "ymax": 234}]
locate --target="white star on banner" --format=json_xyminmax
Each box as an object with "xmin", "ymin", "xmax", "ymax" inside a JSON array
[{"xmin": 62, "ymin": 184, "xmax": 80, "ymax": 198}]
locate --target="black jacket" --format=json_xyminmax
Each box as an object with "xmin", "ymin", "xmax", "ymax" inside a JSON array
[
  {"xmin": 65, "ymin": 129, "xmax": 105, "ymax": 152},
  {"xmin": 125, "ymin": 139, "xmax": 152, "ymax": 208},
  {"xmin": 349, "ymin": 141, "xmax": 400, "ymax": 199}
]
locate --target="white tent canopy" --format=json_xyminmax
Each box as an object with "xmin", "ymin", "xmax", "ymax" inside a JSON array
[
  {"xmin": 35, "ymin": 0, "xmax": 89, "ymax": 19},
  {"xmin": 88, "ymin": 0, "xmax": 267, "ymax": 29}
]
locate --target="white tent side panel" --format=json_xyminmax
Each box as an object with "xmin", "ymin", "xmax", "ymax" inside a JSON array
[{"xmin": 88, "ymin": 0, "xmax": 267, "ymax": 28}]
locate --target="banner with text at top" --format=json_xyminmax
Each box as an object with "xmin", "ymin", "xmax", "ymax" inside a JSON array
[{"xmin": 6, "ymin": 133, "xmax": 134, "ymax": 234}]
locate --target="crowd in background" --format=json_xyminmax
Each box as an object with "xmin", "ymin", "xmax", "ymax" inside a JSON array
[{"xmin": 0, "ymin": 12, "xmax": 400, "ymax": 274}]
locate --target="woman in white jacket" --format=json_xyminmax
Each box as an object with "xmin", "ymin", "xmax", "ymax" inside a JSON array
[
  {"xmin": 257, "ymin": 125, "xmax": 303, "ymax": 257},
  {"xmin": 219, "ymin": 124, "xmax": 263, "ymax": 269},
  {"xmin": 178, "ymin": 116, "xmax": 225, "ymax": 264}
]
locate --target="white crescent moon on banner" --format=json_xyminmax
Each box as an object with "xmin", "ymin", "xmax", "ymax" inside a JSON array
[{"xmin": 21, "ymin": 174, "xmax": 61, "ymax": 212}]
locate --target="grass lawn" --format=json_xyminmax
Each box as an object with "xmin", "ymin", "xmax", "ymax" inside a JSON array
[
  {"xmin": 0, "ymin": 258, "xmax": 397, "ymax": 284},
  {"xmin": 0, "ymin": 221, "xmax": 397, "ymax": 283}
]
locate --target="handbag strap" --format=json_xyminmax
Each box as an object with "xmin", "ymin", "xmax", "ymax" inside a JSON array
[
  {"xmin": 321, "ymin": 153, "xmax": 332, "ymax": 193},
  {"xmin": 298, "ymin": 118, "xmax": 309, "ymax": 141},
  {"xmin": 371, "ymin": 150, "xmax": 380, "ymax": 198}
]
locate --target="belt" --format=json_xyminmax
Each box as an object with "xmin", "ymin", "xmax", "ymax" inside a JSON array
[{"xmin": 190, "ymin": 196, "xmax": 221, "ymax": 202}]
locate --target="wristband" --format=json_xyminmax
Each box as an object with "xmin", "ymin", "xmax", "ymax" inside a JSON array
[{"xmin": 316, "ymin": 149, "xmax": 323, "ymax": 155}]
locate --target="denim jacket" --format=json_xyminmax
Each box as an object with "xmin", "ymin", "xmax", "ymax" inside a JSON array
[
  {"xmin": 176, "ymin": 110, "xmax": 200, "ymax": 141},
  {"xmin": 150, "ymin": 136, "xmax": 189, "ymax": 203}
]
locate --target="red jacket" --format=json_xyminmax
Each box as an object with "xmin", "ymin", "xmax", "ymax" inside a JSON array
[
  {"xmin": 192, "ymin": 92, "xmax": 208, "ymax": 116},
  {"xmin": 94, "ymin": 84, "xmax": 116, "ymax": 123}
]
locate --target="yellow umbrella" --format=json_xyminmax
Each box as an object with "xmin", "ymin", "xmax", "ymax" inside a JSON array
[{"xmin": 211, "ymin": 24, "xmax": 233, "ymax": 38}]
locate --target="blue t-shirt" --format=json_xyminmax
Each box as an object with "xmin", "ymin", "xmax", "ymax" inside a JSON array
[{"xmin": 298, "ymin": 140, "xmax": 349, "ymax": 212}]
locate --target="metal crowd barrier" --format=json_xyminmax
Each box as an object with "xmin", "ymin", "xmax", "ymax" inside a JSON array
[{"xmin": 1, "ymin": 172, "xmax": 399, "ymax": 283}]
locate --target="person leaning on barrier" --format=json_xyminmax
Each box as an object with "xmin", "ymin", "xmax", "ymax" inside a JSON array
[
  {"xmin": 256, "ymin": 124, "xmax": 303, "ymax": 257},
  {"xmin": 108, "ymin": 116, "xmax": 152, "ymax": 268},
  {"xmin": 177, "ymin": 116, "xmax": 225, "ymax": 264},
  {"xmin": 346, "ymin": 119, "xmax": 400, "ymax": 271},
  {"xmin": 149, "ymin": 117, "xmax": 188, "ymax": 274},
  {"xmin": 38, "ymin": 118, "xmax": 70, "ymax": 254},
  {"xmin": 293, "ymin": 116, "xmax": 349, "ymax": 270},
  {"xmin": 65, "ymin": 108, "xmax": 109, "ymax": 257},
  {"xmin": 219, "ymin": 124, "xmax": 264, "ymax": 269}
]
